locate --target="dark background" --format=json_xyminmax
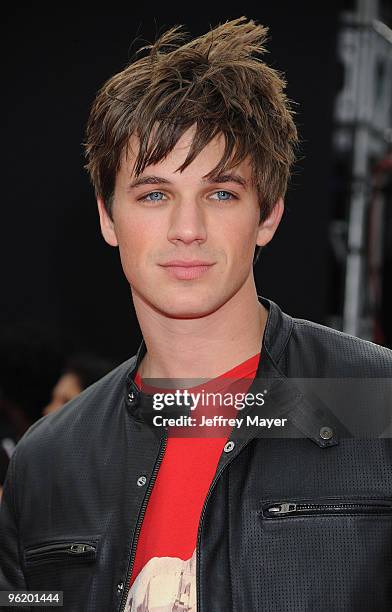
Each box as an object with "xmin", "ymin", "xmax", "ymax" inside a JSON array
[{"xmin": 1, "ymin": 3, "xmax": 363, "ymax": 417}]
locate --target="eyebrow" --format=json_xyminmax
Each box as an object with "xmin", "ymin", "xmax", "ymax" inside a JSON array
[{"xmin": 128, "ymin": 172, "xmax": 248, "ymax": 189}]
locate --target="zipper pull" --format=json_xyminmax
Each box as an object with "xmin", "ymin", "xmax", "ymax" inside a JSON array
[
  {"xmin": 69, "ymin": 543, "xmax": 96, "ymax": 554},
  {"xmin": 266, "ymin": 502, "xmax": 297, "ymax": 515}
]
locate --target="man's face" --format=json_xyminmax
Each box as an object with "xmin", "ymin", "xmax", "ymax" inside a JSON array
[{"xmin": 97, "ymin": 127, "xmax": 283, "ymax": 318}]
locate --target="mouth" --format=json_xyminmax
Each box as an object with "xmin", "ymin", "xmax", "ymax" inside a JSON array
[{"xmin": 159, "ymin": 260, "xmax": 216, "ymax": 280}]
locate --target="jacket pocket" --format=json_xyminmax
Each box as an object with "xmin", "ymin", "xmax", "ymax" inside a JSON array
[
  {"xmin": 23, "ymin": 537, "xmax": 100, "ymax": 610},
  {"xmin": 24, "ymin": 539, "xmax": 98, "ymax": 567},
  {"xmin": 261, "ymin": 497, "xmax": 392, "ymax": 518},
  {"xmin": 252, "ymin": 497, "xmax": 392, "ymax": 610}
]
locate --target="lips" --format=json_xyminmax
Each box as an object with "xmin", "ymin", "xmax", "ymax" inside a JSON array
[
  {"xmin": 159, "ymin": 260, "xmax": 215, "ymax": 280},
  {"xmin": 160, "ymin": 260, "xmax": 214, "ymax": 267}
]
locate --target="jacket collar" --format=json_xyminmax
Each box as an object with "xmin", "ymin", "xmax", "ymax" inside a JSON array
[{"xmin": 125, "ymin": 295, "xmax": 341, "ymax": 448}]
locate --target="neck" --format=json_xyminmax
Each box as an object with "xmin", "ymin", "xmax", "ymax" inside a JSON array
[{"xmin": 133, "ymin": 276, "xmax": 268, "ymax": 380}]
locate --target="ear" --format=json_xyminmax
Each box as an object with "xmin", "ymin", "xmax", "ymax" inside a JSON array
[
  {"xmin": 256, "ymin": 197, "xmax": 284, "ymax": 247},
  {"xmin": 97, "ymin": 197, "xmax": 118, "ymax": 247}
]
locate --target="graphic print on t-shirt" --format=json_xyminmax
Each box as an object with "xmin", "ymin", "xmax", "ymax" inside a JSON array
[
  {"xmin": 125, "ymin": 549, "xmax": 196, "ymax": 611},
  {"xmin": 124, "ymin": 353, "xmax": 260, "ymax": 612}
]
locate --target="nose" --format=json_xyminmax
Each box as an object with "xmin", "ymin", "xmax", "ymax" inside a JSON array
[{"xmin": 167, "ymin": 199, "xmax": 207, "ymax": 245}]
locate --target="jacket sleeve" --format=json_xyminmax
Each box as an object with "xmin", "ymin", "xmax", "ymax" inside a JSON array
[{"xmin": 0, "ymin": 448, "xmax": 28, "ymax": 590}]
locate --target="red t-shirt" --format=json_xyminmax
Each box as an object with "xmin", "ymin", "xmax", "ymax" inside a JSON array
[{"xmin": 124, "ymin": 352, "xmax": 260, "ymax": 612}]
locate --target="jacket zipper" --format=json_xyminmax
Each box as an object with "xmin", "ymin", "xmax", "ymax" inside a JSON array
[
  {"xmin": 196, "ymin": 438, "xmax": 253, "ymax": 612},
  {"xmin": 263, "ymin": 500, "xmax": 392, "ymax": 517},
  {"xmin": 119, "ymin": 430, "xmax": 168, "ymax": 612},
  {"xmin": 25, "ymin": 542, "xmax": 97, "ymax": 562}
]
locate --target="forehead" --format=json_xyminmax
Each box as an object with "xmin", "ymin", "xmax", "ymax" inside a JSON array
[{"xmin": 119, "ymin": 126, "xmax": 252, "ymax": 182}]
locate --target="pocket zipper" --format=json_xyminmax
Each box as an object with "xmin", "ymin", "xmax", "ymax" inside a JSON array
[
  {"xmin": 25, "ymin": 541, "xmax": 97, "ymax": 563},
  {"xmin": 263, "ymin": 500, "xmax": 392, "ymax": 518}
]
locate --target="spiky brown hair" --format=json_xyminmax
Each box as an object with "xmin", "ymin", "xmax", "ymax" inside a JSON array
[{"xmin": 84, "ymin": 17, "xmax": 298, "ymax": 222}]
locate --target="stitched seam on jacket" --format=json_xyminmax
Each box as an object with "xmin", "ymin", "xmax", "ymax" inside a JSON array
[{"xmin": 275, "ymin": 315, "xmax": 294, "ymax": 365}]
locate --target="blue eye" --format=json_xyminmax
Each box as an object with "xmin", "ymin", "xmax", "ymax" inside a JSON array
[
  {"xmin": 142, "ymin": 191, "xmax": 166, "ymax": 202},
  {"xmin": 211, "ymin": 190, "xmax": 235, "ymax": 201}
]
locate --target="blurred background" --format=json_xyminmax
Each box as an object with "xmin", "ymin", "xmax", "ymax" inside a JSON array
[{"xmin": 1, "ymin": 1, "xmax": 392, "ymax": 485}]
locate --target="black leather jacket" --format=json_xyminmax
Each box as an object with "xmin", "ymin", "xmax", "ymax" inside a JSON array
[{"xmin": 1, "ymin": 296, "xmax": 392, "ymax": 611}]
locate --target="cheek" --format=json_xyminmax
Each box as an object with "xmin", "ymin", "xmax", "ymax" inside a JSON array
[
  {"xmin": 117, "ymin": 235, "xmax": 141, "ymax": 274},
  {"xmin": 220, "ymin": 216, "xmax": 259, "ymax": 261},
  {"xmin": 115, "ymin": 214, "xmax": 160, "ymax": 275},
  {"xmin": 114, "ymin": 210, "xmax": 146, "ymax": 250}
]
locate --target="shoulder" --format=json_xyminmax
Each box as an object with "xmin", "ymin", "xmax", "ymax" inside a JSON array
[{"xmin": 285, "ymin": 315, "xmax": 392, "ymax": 377}]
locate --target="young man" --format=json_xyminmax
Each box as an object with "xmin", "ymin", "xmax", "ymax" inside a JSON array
[{"xmin": 1, "ymin": 17, "xmax": 392, "ymax": 612}]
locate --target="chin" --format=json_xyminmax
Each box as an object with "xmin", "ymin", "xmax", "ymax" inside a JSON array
[
  {"xmin": 153, "ymin": 292, "xmax": 224, "ymax": 319},
  {"xmin": 157, "ymin": 302, "xmax": 218, "ymax": 320}
]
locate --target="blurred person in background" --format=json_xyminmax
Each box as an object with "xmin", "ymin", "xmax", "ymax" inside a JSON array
[
  {"xmin": 0, "ymin": 324, "xmax": 63, "ymax": 500},
  {"xmin": 0, "ymin": 338, "xmax": 112, "ymax": 499},
  {"xmin": 42, "ymin": 353, "xmax": 114, "ymax": 416}
]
